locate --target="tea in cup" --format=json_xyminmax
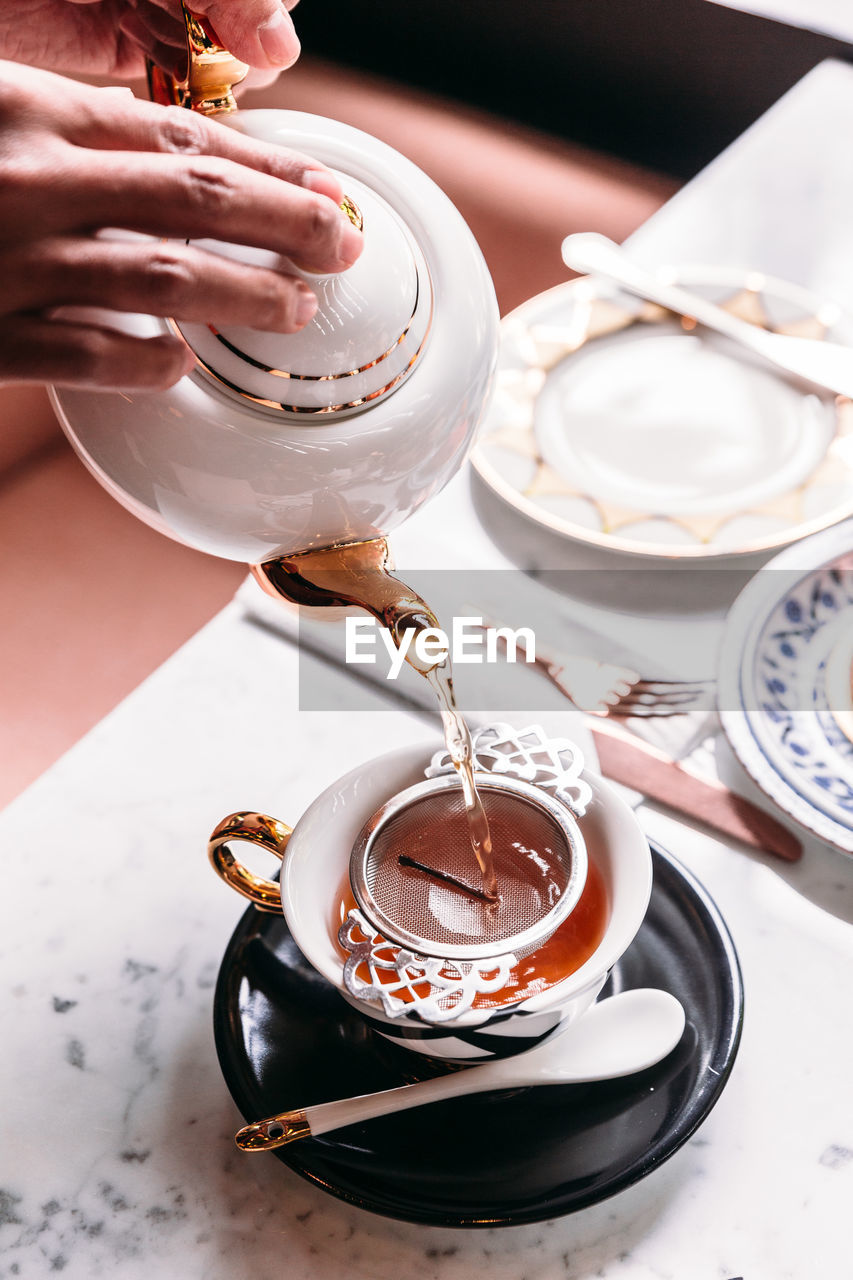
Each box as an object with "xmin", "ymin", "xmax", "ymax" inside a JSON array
[{"xmin": 208, "ymin": 725, "xmax": 652, "ymax": 1061}]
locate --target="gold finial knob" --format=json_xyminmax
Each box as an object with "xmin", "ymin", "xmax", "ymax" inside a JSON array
[{"xmin": 147, "ymin": 4, "xmax": 249, "ymax": 116}]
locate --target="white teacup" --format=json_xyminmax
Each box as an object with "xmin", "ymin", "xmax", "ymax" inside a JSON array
[{"xmin": 209, "ymin": 739, "xmax": 652, "ymax": 1062}]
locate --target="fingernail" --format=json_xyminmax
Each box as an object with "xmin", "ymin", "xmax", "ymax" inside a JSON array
[
  {"xmin": 303, "ymin": 169, "xmax": 343, "ymax": 203},
  {"xmin": 337, "ymin": 218, "xmax": 364, "ymax": 268},
  {"xmin": 258, "ymin": 9, "xmax": 300, "ymax": 66},
  {"xmin": 294, "ymin": 284, "xmax": 318, "ymax": 327}
]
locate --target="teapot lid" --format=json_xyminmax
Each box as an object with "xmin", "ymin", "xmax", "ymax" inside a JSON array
[{"xmin": 176, "ymin": 174, "xmax": 432, "ymax": 417}]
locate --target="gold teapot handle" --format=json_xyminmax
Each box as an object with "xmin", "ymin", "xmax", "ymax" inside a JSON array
[
  {"xmin": 147, "ymin": 3, "xmax": 249, "ymax": 116},
  {"xmin": 208, "ymin": 812, "xmax": 292, "ymax": 912}
]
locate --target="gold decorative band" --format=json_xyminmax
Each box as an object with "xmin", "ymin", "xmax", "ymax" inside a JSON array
[
  {"xmin": 191, "ymin": 341, "xmax": 427, "ymax": 413},
  {"xmin": 207, "ymin": 274, "xmax": 422, "ymax": 382}
]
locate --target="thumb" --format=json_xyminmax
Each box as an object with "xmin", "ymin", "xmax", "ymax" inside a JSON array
[{"xmin": 196, "ymin": 0, "xmax": 300, "ymax": 70}]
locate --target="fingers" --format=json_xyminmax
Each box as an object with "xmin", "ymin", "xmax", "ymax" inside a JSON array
[
  {"xmin": 116, "ymin": 9, "xmax": 187, "ymax": 79},
  {"xmin": 0, "ymin": 316, "xmax": 196, "ymax": 391},
  {"xmin": 58, "ymin": 149, "xmax": 362, "ymax": 273},
  {"xmin": 121, "ymin": 0, "xmax": 187, "ymax": 51},
  {"xmin": 117, "ymin": 0, "xmax": 188, "ymax": 78},
  {"xmin": 193, "ymin": 0, "xmax": 300, "ymax": 69},
  {"xmin": 0, "ymin": 58, "xmax": 366, "ymax": 394},
  {"xmin": 66, "ymin": 94, "xmax": 344, "ymax": 205},
  {"xmin": 3, "ymin": 84, "xmax": 360, "ymax": 272},
  {"xmin": 129, "ymin": 0, "xmax": 301, "ymax": 73},
  {"xmin": 1, "ymin": 236, "xmax": 319, "ymax": 331}
]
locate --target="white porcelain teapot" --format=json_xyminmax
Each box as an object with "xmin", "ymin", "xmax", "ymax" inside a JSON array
[{"xmin": 50, "ymin": 12, "xmax": 498, "ymax": 567}]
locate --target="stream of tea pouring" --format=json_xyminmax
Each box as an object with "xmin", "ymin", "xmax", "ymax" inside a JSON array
[
  {"xmin": 253, "ymin": 536, "xmax": 498, "ymax": 899},
  {"xmin": 234, "ymin": 988, "xmax": 686, "ymax": 1151}
]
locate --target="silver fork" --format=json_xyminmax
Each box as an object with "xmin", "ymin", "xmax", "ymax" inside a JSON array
[
  {"xmin": 478, "ymin": 620, "xmax": 715, "ymax": 717},
  {"xmin": 528, "ymin": 650, "xmax": 714, "ymax": 717}
]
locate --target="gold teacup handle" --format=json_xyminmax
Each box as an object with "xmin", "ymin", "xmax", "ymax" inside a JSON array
[
  {"xmin": 208, "ymin": 812, "xmax": 292, "ymax": 913},
  {"xmin": 147, "ymin": 3, "xmax": 249, "ymax": 116}
]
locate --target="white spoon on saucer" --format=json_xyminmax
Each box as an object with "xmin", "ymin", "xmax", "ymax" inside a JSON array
[
  {"xmin": 561, "ymin": 232, "xmax": 853, "ymax": 400},
  {"xmin": 235, "ymin": 987, "xmax": 685, "ymax": 1152}
]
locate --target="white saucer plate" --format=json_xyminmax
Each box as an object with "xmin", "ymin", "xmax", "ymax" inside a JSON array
[
  {"xmin": 719, "ymin": 521, "xmax": 853, "ymax": 853},
  {"xmin": 472, "ymin": 269, "xmax": 853, "ymax": 562}
]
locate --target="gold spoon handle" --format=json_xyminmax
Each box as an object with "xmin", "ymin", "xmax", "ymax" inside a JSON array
[
  {"xmin": 234, "ymin": 1065, "xmax": 507, "ymax": 1151},
  {"xmin": 236, "ymin": 1110, "xmax": 313, "ymax": 1151}
]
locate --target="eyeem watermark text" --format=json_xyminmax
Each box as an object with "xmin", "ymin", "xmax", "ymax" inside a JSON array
[{"xmin": 345, "ymin": 616, "xmax": 536, "ymax": 679}]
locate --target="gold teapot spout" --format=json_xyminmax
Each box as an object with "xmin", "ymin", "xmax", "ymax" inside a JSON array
[
  {"xmin": 252, "ymin": 538, "xmax": 446, "ymax": 675},
  {"xmin": 147, "ymin": 4, "xmax": 249, "ymax": 116}
]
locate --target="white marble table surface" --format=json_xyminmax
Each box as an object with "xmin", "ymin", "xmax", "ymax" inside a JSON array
[{"xmin": 3, "ymin": 58, "xmax": 853, "ymax": 1280}]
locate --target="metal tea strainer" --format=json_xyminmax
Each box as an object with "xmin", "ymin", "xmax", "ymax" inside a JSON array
[{"xmin": 338, "ymin": 724, "xmax": 593, "ymax": 1022}]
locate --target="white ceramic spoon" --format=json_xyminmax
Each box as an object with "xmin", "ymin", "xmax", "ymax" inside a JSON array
[
  {"xmin": 235, "ymin": 987, "xmax": 685, "ymax": 1152},
  {"xmin": 561, "ymin": 231, "xmax": 853, "ymax": 400}
]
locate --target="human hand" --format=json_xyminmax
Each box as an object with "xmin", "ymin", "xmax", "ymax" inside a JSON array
[
  {"xmin": 0, "ymin": 60, "xmax": 363, "ymax": 390},
  {"xmin": 0, "ymin": 0, "xmax": 300, "ymax": 79}
]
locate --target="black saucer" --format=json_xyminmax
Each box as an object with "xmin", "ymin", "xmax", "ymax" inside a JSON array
[{"xmin": 213, "ymin": 841, "xmax": 743, "ymax": 1227}]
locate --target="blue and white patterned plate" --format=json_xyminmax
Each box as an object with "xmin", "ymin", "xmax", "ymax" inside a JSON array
[{"xmin": 719, "ymin": 521, "xmax": 853, "ymax": 853}]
